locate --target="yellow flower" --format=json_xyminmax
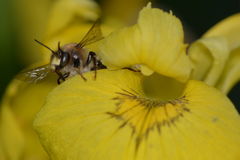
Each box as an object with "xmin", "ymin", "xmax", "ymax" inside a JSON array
[{"xmin": 34, "ymin": 3, "xmax": 240, "ymax": 160}]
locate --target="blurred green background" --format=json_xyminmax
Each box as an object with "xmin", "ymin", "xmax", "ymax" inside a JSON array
[{"xmin": 0, "ymin": 0, "xmax": 239, "ymax": 111}]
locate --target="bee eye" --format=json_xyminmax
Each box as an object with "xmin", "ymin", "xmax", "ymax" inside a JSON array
[{"xmin": 60, "ymin": 52, "xmax": 70, "ymax": 68}]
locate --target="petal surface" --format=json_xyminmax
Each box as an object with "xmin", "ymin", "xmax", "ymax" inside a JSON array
[
  {"xmin": 100, "ymin": 4, "xmax": 191, "ymax": 82},
  {"xmin": 216, "ymin": 47, "xmax": 240, "ymax": 93},
  {"xmin": 46, "ymin": 0, "xmax": 100, "ymax": 37},
  {"xmin": 0, "ymin": 76, "xmax": 57, "ymax": 159},
  {"xmin": 102, "ymin": 0, "xmax": 148, "ymax": 24},
  {"xmin": 204, "ymin": 13, "xmax": 240, "ymax": 50},
  {"xmin": 200, "ymin": 13, "xmax": 240, "ymax": 93},
  {"xmin": 188, "ymin": 37, "xmax": 229, "ymax": 86},
  {"xmin": 0, "ymin": 106, "xmax": 24, "ymax": 160},
  {"xmin": 34, "ymin": 70, "xmax": 240, "ymax": 160}
]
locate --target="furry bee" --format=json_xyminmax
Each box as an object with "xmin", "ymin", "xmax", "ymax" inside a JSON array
[{"xmin": 18, "ymin": 20, "xmax": 106, "ymax": 84}]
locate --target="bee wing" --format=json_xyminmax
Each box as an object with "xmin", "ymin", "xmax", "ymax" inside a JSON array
[
  {"xmin": 77, "ymin": 19, "xmax": 104, "ymax": 48},
  {"xmin": 16, "ymin": 64, "xmax": 51, "ymax": 83}
]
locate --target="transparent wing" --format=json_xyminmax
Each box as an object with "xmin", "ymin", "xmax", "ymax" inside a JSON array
[
  {"xmin": 77, "ymin": 19, "xmax": 104, "ymax": 48},
  {"xmin": 16, "ymin": 65, "xmax": 51, "ymax": 83}
]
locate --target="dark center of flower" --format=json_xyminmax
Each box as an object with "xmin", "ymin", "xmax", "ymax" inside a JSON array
[{"xmin": 107, "ymin": 73, "xmax": 190, "ymax": 154}]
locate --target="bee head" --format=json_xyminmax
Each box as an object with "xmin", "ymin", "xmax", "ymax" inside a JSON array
[
  {"xmin": 50, "ymin": 53, "xmax": 61, "ymax": 70},
  {"xmin": 51, "ymin": 42, "xmax": 70, "ymax": 70},
  {"xmin": 34, "ymin": 40, "xmax": 70, "ymax": 71}
]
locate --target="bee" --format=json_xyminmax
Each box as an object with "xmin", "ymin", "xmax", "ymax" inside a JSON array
[{"xmin": 18, "ymin": 20, "xmax": 106, "ymax": 84}]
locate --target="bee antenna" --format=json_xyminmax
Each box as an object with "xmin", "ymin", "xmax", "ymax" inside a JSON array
[
  {"xmin": 34, "ymin": 39, "xmax": 58, "ymax": 56},
  {"xmin": 58, "ymin": 41, "xmax": 64, "ymax": 52}
]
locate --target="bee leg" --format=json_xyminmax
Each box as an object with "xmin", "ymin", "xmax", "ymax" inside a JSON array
[
  {"xmin": 57, "ymin": 73, "xmax": 65, "ymax": 84},
  {"xmin": 55, "ymin": 67, "xmax": 65, "ymax": 84},
  {"xmin": 80, "ymin": 73, "xmax": 87, "ymax": 81},
  {"xmin": 57, "ymin": 77, "xmax": 62, "ymax": 84},
  {"xmin": 57, "ymin": 75, "xmax": 64, "ymax": 84},
  {"xmin": 122, "ymin": 67, "xmax": 140, "ymax": 72},
  {"xmin": 56, "ymin": 72, "xmax": 70, "ymax": 84},
  {"xmin": 92, "ymin": 54, "xmax": 97, "ymax": 80},
  {"xmin": 86, "ymin": 51, "xmax": 97, "ymax": 80},
  {"xmin": 76, "ymin": 70, "xmax": 87, "ymax": 81},
  {"xmin": 96, "ymin": 60, "xmax": 107, "ymax": 69},
  {"xmin": 63, "ymin": 72, "xmax": 70, "ymax": 79}
]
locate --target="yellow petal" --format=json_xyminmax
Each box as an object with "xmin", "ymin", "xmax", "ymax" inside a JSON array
[
  {"xmin": 204, "ymin": 13, "xmax": 240, "ymax": 50},
  {"xmin": 188, "ymin": 37, "xmax": 229, "ymax": 86},
  {"xmin": 201, "ymin": 14, "xmax": 240, "ymax": 93},
  {"xmin": 0, "ymin": 106, "xmax": 24, "ymax": 160},
  {"xmin": 0, "ymin": 146, "xmax": 4, "ymax": 160},
  {"xmin": 46, "ymin": 0, "xmax": 100, "ymax": 37},
  {"xmin": 0, "ymin": 76, "xmax": 57, "ymax": 159},
  {"xmin": 100, "ymin": 3, "xmax": 192, "ymax": 82},
  {"xmin": 140, "ymin": 65, "xmax": 154, "ymax": 76},
  {"xmin": 102, "ymin": 0, "xmax": 148, "ymax": 23},
  {"xmin": 34, "ymin": 70, "xmax": 240, "ymax": 160},
  {"xmin": 216, "ymin": 47, "xmax": 240, "ymax": 93}
]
